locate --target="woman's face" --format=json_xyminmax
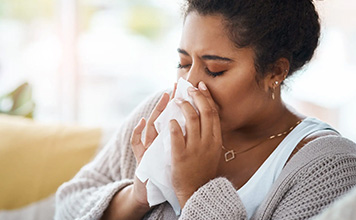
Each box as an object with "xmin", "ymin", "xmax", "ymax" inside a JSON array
[{"xmin": 177, "ymin": 12, "xmax": 272, "ymax": 132}]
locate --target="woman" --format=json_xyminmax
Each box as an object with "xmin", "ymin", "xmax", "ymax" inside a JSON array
[{"xmin": 55, "ymin": 0, "xmax": 356, "ymax": 219}]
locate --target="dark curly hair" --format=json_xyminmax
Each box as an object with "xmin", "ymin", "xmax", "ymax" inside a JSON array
[{"xmin": 183, "ymin": 0, "xmax": 321, "ymax": 79}]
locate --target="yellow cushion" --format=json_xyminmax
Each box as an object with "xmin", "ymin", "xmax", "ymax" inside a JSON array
[{"xmin": 0, "ymin": 114, "xmax": 101, "ymax": 210}]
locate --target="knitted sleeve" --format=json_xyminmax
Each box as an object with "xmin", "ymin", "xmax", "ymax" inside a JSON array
[
  {"xmin": 270, "ymin": 153, "xmax": 356, "ymax": 220},
  {"xmin": 312, "ymin": 185, "xmax": 356, "ymax": 220},
  {"xmin": 179, "ymin": 177, "xmax": 248, "ymax": 220},
  {"xmin": 258, "ymin": 137, "xmax": 356, "ymax": 220},
  {"xmin": 54, "ymin": 91, "xmax": 163, "ymax": 220}
]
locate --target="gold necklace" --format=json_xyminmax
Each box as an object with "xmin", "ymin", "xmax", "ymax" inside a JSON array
[{"xmin": 222, "ymin": 120, "xmax": 302, "ymax": 162}]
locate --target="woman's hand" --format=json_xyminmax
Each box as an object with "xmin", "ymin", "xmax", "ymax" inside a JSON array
[
  {"xmin": 130, "ymin": 92, "xmax": 170, "ymax": 207},
  {"xmin": 102, "ymin": 85, "xmax": 177, "ymax": 220},
  {"xmin": 170, "ymin": 81, "xmax": 222, "ymax": 208},
  {"xmin": 130, "ymin": 83, "xmax": 177, "ymax": 208}
]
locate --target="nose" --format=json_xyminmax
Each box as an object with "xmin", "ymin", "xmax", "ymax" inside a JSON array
[{"xmin": 183, "ymin": 65, "xmax": 202, "ymax": 88}]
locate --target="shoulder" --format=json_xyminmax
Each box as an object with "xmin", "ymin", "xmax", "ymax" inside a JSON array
[
  {"xmin": 296, "ymin": 135, "xmax": 356, "ymax": 178},
  {"xmin": 286, "ymin": 134, "xmax": 356, "ymax": 171},
  {"xmin": 257, "ymin": 135, "xmax": 356, "ymax": 219},
  {"xmin": 287, "ymin": 121, "xmax": 356, "ymax": 162},
  {"xmin": 278, "ymin": 134, "xmax": 356, "ymax": 187},
  {"xmin": 300, "ymin": 134, "xmax": 356, "ymax": 157},
  {"xmin": 277, "ymin": 134, "xmax": 356, "ymax": 185}
]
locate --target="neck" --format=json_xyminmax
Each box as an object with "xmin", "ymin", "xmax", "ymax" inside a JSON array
[{"xmin": 221, "ymin": 101, "xmax": 301, "ymax": 149}]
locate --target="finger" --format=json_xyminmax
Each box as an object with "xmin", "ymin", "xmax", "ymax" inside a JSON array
[
  {"xmin": 170, "ymin": 119, "xmax": 186, "ymax": 158},
  {"xmin": 145, "ymin": 93, "xmax": 170, "ymax": 146},
  {"xmin": 188, "ymin": 86, "xmax": 215, "ymax": 139},
  {"xmin": 198, "ymin": 81, "xmax": 219, "ymax": 110},
  {"xmin": 131, "ymin": 117, "xmax": 146, "ymax": 163},
  {"xmin": 211, "ymin": 109, "xmax": 222, "ymax": 143},
  {"xmin": 170, "ymin": 82, "xmax": 177, "ymax": 100},
  {"xmin": 198, "ymin": 81, "xmax": 222, "ymax": 142},
  {"xmin": 174, "ymin": 97, "xmax": 200, "ymax": 144}
]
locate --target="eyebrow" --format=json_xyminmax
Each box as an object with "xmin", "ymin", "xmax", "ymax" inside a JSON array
[{"xmin": 177, "ymin": 48, "xmax": 234, "ymax": 62}]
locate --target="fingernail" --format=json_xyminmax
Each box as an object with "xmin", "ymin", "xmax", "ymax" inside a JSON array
[
  {"xmin": 188, "ymin": 86, "xmax": 197, "ymax": 93},
  {"xmin": 174, "ymin": 98, "xmax": 183, "ymax": 104},
  {"xmin": 199, "ymin": 81, "xmax": 207, "ymax": 90}
]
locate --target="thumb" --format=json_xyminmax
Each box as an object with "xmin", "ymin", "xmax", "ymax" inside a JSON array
[{"xmin": 131, "ymin": 117, "xmax": 147, "ymax": 164}]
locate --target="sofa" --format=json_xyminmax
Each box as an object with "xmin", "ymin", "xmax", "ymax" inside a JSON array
[{"xmin": 0, "ymin": 114, "xmax": 115, "ymax": 220}]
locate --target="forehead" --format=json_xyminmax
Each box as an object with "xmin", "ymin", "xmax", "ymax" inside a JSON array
[{"xmin": 180, "ymin": 12, "xmax": 238, "ymax": 57}]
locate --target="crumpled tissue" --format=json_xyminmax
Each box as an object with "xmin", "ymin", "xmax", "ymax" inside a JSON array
[{"xmin": 135, "ymin": 78, "xmax": 197, "ymax": 216}]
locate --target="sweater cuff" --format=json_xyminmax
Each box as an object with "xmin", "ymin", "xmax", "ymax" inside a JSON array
[
  {"xmin": 179, "ymin": 177, "xmax": 247, "ymax": 220},
  {"xmin": 56, "ymin": 179, "xmax": 133, "ymax": 220},
  {"xmin": 85, "ymin": 179, "xmax": 133, "ymax": 220}
]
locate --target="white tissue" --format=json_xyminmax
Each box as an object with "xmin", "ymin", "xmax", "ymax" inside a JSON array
[{"xmin": 135, "ymin": 78, "xmax": 197, "ymax": 216}]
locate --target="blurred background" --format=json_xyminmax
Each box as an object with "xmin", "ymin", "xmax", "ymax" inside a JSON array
[{"xmin": 0, "ymin": 0, "xmax": 355, "ymax": 141}]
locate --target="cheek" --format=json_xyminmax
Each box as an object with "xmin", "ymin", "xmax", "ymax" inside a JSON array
[
  {"xmin": 205, "ymin": 83, "xmax": 237, "ymax": 113},
  {"xmin": 176, "ymin": 71, "xmax": 183, "ymax": 81},
  {"xmin": 207, "ymin": 79, "xmax": 263, "ymax": 116}
]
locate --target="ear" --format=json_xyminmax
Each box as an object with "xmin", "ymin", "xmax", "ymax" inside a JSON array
[{"xmin": 262, "ymin": 58, "xmax": 290, "ymax": 91}]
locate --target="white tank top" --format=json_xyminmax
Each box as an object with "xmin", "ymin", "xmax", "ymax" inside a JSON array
[{"xmin": 237, "ymin": 117, "xmax": 337, "ymax": 219}]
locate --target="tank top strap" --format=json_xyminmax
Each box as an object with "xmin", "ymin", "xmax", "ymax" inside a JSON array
[{"xmin": 271, "ymin": 117, "xmax": 338, "ymax": 180}]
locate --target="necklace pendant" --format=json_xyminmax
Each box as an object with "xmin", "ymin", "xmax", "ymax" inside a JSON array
[{"xmin": 224, "ymin": 150, "xmax": 235, "ymax": 162}]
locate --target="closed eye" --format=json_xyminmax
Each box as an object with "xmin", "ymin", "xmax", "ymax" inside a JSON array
[
  {"xmin": 205, "ymin": 68, "xmax": 225, "ymax": 77},
  {"xmin": 177, "ymin": 63, "xmax": 191, "ymax": 69},
  {"xmin": 177, "ymin": 63, "xmax": 225, "ymax": 77}
]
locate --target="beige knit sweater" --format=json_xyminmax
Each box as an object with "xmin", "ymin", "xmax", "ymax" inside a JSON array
[{"xmin": 55, "ymin": 91, "xmax": 356, "ymax": 220}]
